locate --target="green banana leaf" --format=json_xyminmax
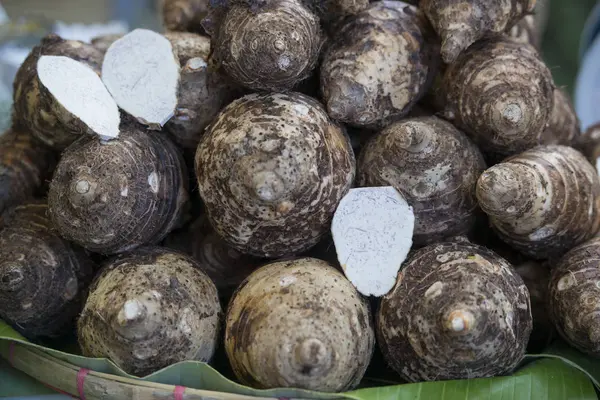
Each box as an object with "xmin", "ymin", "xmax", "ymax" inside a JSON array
[{"xmin": 0, "ymin": 319, "xmax": 598, "ymax": 400}]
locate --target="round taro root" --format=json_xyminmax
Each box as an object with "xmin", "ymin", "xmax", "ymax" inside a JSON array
[
  {"xmin": 420, "ymin": 0, "xmax": 536, "ymax": 63},
  {"xmin": 13, "ymin": 34, "xmax": 120, "ymax": 150},
  {"xmin": 540, "ymin": 88, "xmax": 581, "ymax": 146},
  {"xmin": 48, "ymin": 125, "xmax": 189, "ymax": 255},
  {"xmin": 476, "ymin": 145, "xmax": 600, "ymax": 260},
  {"xmin": 78, "ymin": 247, "xmax": 221, "ymax": 376},
  {"xmin": 0, "ymin": 202, "xmax": 95, "ymax": 339},
  {"xmin": 377, "ymin": 241, "xmax": 532, "ymax": 382},
  {"xmin": 357, "ymin": 116, "xmax": 486, "ymax": 246},
  {"xmin": 208, "ymin": 0, "xmax": 323, "ymax": 92},
  {"xmin": 0, "ymin": 127, "xmax": 57, "ymax": 214},
  {"xmin": 441, "ymin": 36, "xmax": 554, "ymax": 157},
  {"xmin": 225, "ymin": 257, "xmax": 375, "ymax": 391},
  {"xmin": 195, "ymin": 92, "xmax": 355, "ymax": 258},
  {"xmin": 548, "ymin": 237, "xmax": 600, "ymax": 357},
  {"xmin": 320, "ymin": 1, "xmax": 436, "ymax": 129}
]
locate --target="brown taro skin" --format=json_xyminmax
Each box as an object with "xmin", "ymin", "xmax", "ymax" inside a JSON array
[
  {"xmin": 476, "ymin": 145, "xmax": 600, "ymax": 260},
  {"xmin": 506, "ymin": 15, "xmax": 539, "ymax": 49},
  {"xmin": 195, "ymin": 92, "xmax": 355, "ymax": 258},
  {"xmin": 225, "ymin": 257, "xmax": 375, "ymax": 391},
  {"xmin": 162, "ymin": 0, "xmax": 210, "ymax": 34},
  {"xmin": 13, "ymin": 34, "xmax": 105, "ymax": 150},
  {"xmin": 357, "ymin": 116, "xmax": 486, "ymax": 246},
  {"xmin": 420, "ymin": 0, "xmax": 537, "ymax": 63},
  {"xmin": 48, "ymin": 125, "xmax": 189, "ymax": 255},
  {"xmin": 78, "ymin": 247, "xmax": 221, "ymax": 376},
  {"xmin": 441, "ymin": 36, "xmax": 554, "ymax": 158},
  {"xmin": 320, "ymin": 1, "xmax": 436, "ymax": 129},
  {"xmin": 377, "ymin": 241, "xmax": 532, "ymax": 382},
  {"xmin": 548, "ymin": 237, "xmax": 600, "ymax": 357},
  {"xmin": 164, "ymin": 32, "xmax": 240, "ymax": 149},
  {"xmin": 574, "ymin": 123, "xmax": 600, "ymax": 170},
  {"xmin": 0, "ymin": 202, "xmax": 95, "ymax": 340},
  {"xmin": 90, "ymin": 33, "xmax": 124, "ymax": 54},
  {"xmin": 540, "ymin": 88, "xmax": 581, "ymax": 146},
  {"xmin": 0, "ymin": 127, "xmax": 57, "ymax": 215},
  {"xmin": 209, "ymin": 0, "xmax": 323, "ymax": 92}
]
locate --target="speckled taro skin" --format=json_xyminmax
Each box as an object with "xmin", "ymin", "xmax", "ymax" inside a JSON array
[
  {"xmin": 0, "ymin": 202, "xmax": 95, "ymax": 339},
  {"xmin": 574, "ymin": 123, "xmax": 600, "ymax": 169},
  {"xmin": 549, "ymin": 237, "xmax": 600, "ymax": 357},
  {"xmin": 195, "ymin": 92, "xmax": 355, "ymax": 258},
  {"xmin": 0, "ymin": 127, "xmax": 57, "ymax": 215},
  {"xmin": 209, "ymin": 0, "xmax": 323, "ymax": 92},
  {"xmin": 540, "ymin": 88, "xmax": 581, "ymax": 146},
  {"xmin": 441, "ymin": 36, "xmax": 554, "ymax": 158},
  {"xmin": 506, "ymin": 15, "xmax": 538, "ymax": 49},
  {"xmin": 476, "ymin": 145, "xmax": 600, "ymax": 260},
  {"xmin": 48, "ymin": 125, "xmax": 189, "ymax": 255},
  {"xmin": 13, "ymin": 34, "xmax": 105, "ymax": 150},
  {"xmin": 357, "ymin": 116, "xmax": 486, "ymax": 246},
  {"xmin": 225, "ymin": 257, "xmax": 375, "ymax": 391},
  {"xmin": 420, "ymin": 0, "xmax": 536, "ymax": 63},
  {"xmin": 320, "ymin": 1, "xmax": 436, "ymax": 129},
  {"xmin": 377, "ymin": 241, "xmax": 532, "ymax": 382},
  {"xmin": 78, "ymin": 247, "xmax": 221, "ymax": 376}
]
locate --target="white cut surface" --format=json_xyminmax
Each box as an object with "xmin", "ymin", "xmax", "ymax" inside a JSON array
[
  {"xmin": 331, "ymin": 186, "xmax": 415, "ymax": 297},
  {"xmin": 37, "ymin": 56, "xmax": 120, "ymax": 140},
  {"xmin": 101, "ymin": 29, "xmax": 180, "ymax": 127}
]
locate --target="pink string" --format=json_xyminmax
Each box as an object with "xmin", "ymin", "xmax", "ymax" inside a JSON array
[
  {"xmin": 77, "ymin": 368, "xmax": 90, "ymax": 400},
  {"xmin": 174, "ymin": 385, "xmax": 186, "ymax": 400},
  {"xmin": 8, "ymin": 341, "xmax": 16, "ymax": 365}
]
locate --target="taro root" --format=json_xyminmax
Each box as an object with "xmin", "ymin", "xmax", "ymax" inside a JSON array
[
  {"xmin": 506, "ymin": 15, "xmax": 539, "ymax": 49},
  {"xmin": 574, "ymin": 123, "xmax": 600, "ymax": 171},
  {"xmin": 48, "ymin": 124, "xmax": 189, "ymax": 255},
  {"xmin": 163, "ymin": 32, "xmax": 239, "ymax": 149},
  {"xmin": 476, "ymin": 145, "xmax": 600, "ymax": 260},
  {"xmin": 0, "ymin": 202, "xmax": 95, "ymax": 339},
  {"xmin": 548, "ymin": 237, "xmax": 600, "ymax": 357},
  {"xmin": 441, "ymin": 36, "xmax": 554, "ymax": 157},
  {"xmin": 515, "ymin": 261, "xmax": 554, "ymax": 352},
  {"xmin": 540, "ymin": 88, "xmax": 581, "ymax": 146},
  {"xmin": 303, "ymin": 0, "xmax": 369, "ymax": 30},
  {"xmin": 358, "ymin": 116, "xmax": 486, "ymax": 246},
  {"xmin": 320, "ymin": 1, "xmax": 436, "ymax": 129},
  {"xmin": 13, "ymin": 34, "xmax": 120, "ymax": 150},
  {"xmin": 163, "ymin": 215, "xmax": 261, "ymax": 300},
  {"xmin": 162, "ymin": 0, "xmax": 209, "ymax": 34},
  {"xmin": 195, "ymin": 92, "xmax": 355, "ymax": 258},
  {"xmin": 206, "ymin": 0, "xmax": 324, "ymax": 92},
  {"xmin": 0, "ymin": 127, "xmax": 57, "ymax": 214},
  {"xmin": 377, "ymin": 240, "xmax": 532, "ymax": 382},
  {"xmin": 78, "ymin": 247, "xmax": 221, "ymax": 376},
  {"xmin": 331, "ymin": 187, "xmax": 415, "ymax": 297},
  {"xmin": 420, "ymin": 0, "xmax": 536, "ymax": 63},
  {"xmin": 90, "ymin": 33, "xmax": 124, "ymax": 53},
  {"xmin": 225, "ymin": 257, "xmax": 375, "ymax": 391}
]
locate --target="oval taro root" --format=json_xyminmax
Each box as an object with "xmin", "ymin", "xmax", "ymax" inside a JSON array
[
  {"xmin": 358, "ymin": 116, "xmax": 486, "ymax": 246},
  {"xmin": 208, "ymin": 0, "xmax": 323, "ymax": 92},
  {"xmin": 0, "ymin": 202, "xmax": 95, "ymax": 339},
  {"xmin": 0, "ymin": 127, "xmax": 57, "ymax": 214},
  {"xmin": 78, "ymin": 247, "xmax": 221, "ymax": 376},
  {"xmin": 540, "ymin": 88, "xmax": 581, "ymax": 146},
  {"xmin": 195, "ymin": 92, "xmax": 355, "ymax": 258},
  {"xmin": 549, "ymin": 237, "xmax": 600, "ymax": 357},
  {"xmin": 420, "ymin": 0, "xmax": 536, "ymax": 63},
  {"xmin": 48, "ymin": 125, "xmax": 189, "ymax": 255},
  {"xmin": 13, "ymin": 34, "xmax": 120, "ymax": 150},
  {"xmin": 476, "ymin": 145, "xmax": 600, "ymax": 260},
  {"xmin": 320, "ymin": 1, "xmax": 436, "ymax": 129},
  {"xmin": 225, "ymin": 257, "xmax": 375, "ymax": 391},
  {"xmin": 377, "ymin": 240, "xmax": 532, "ymax": 382},
  {"xmin": 441, "ymin": 36, "xmax": 554, "ymax": 157}
]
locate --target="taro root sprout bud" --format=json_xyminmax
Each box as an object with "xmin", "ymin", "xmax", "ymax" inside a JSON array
[
  {"xmin": 476, "ymin": 145, "xmax": 600, "ymax": 259},
  {"xmin": 78, "ymin": 247, "xmax": 221, "ymax": 376},
  {"xmin": 377, "ymin": 240, "xmax": 532, "ymax": 382},
  {"xmin": 225, "ymin": 257, "xmax": 375, "ymax": 391},
  {"xmin": 195, "ymin": 92, "xmax": 355, "ymax": 258},
  {"xmin": 320, "ymin": 1, "xmax": 436, "ymax": 129},
  {"xmin": 13, "ymin": 34, "xmax": 120, "ymax": 150},
  {"xmin": 48, "ymin": 125, "xmax": 189, "ymax": 255},
  {"xmin": 0, "ymin": 202, "xmax": 95, "ymax": 339}
]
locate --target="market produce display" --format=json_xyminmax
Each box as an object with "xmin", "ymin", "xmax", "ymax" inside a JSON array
[{"xmin": 2, "ymin": 0, "xmax": 600, "ymax": 397}]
